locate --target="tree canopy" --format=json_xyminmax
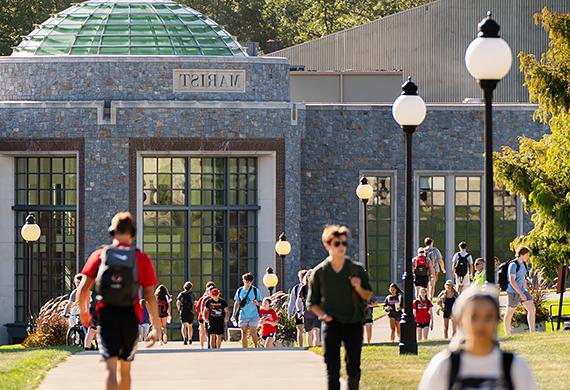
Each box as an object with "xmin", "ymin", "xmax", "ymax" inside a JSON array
[
  {"xmin": 494, "ymin": 7, "xmax": 570, "ymax": 280},
  {"xmin": 0, "ymin": 0, "xmax": 433, "ymax": 55}
]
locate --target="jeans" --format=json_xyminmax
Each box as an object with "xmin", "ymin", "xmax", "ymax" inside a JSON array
[{"xmin": 322, "ymin": 320, "xmax": 363, "ymax": 390}]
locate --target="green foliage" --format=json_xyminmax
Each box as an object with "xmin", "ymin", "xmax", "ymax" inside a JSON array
[{"xmin": 494, "ymin": 8, "xmax": 570, "ymax": 281}]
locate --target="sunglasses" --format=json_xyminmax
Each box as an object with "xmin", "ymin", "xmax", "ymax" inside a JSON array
[{"xmin": 332, "ymin": 241, "xmax": 348, "ymax": 247}]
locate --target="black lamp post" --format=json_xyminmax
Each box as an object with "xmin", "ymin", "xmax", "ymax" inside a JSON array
[
  {"xmin": 356, "ymin": 177, "xmax": 373, "ymax": 269},
  {"xmin": 21, "ymin": 214, "xmax": 41, "ymax": 334},
  {"xmin": 392, "ymin": 77, "xmax": 426, "ymax": 355},
  {"xmin": 465, "ymin": 12, "xmax": 512, "ymax": 283}
]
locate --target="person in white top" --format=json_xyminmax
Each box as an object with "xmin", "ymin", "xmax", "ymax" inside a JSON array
[
  {"xmin": 451, "ymin": 242, "xmax": 474, "ymax": 292},
  {"xmin": 418, "ymin": 285, "xmax": 537, "ymax": 390}
]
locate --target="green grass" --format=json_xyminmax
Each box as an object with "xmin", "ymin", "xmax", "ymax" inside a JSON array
[
  {"xmin": 372, "ymin": 306, "xmax": 387, "ymax": 321},
  {"xmin": 312, "ymin": 332, "xmax": 570, "ymax": 389},
  {"xmin": 0, "ymin": 345, "xmax": 80, "ymax": 390},
  {"xmin": 544, "ymin": 298, "xmax": 570, "ymax": 332}
]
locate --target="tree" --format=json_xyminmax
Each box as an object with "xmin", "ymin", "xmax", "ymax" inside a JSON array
[{"xmin": 494, "ymin": 7, "xmax": 570, "ymax": 281}]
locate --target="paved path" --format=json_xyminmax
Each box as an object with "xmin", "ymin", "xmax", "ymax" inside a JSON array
[{"xmin": 39, "ymin": 342, "xmax": 327, "ymax": 390}]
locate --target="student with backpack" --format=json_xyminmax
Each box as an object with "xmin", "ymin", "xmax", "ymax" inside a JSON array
[
  {"xmin": 383, "ymin": 283, "xmax": 402, "ymax": 343},
  {"xmin": 437, "ymin": 280, "xmax": 459, "ymax": 339},
  {"xmin": 419, "ymin": 285, "xmax": 537, "ymax": 390},
  {"xmin": 287, "ymin": 269, "xmax": 308, "ymax": 347},
  {"xmin": 413, "ymin": 247, "xmax": 434, "ymax": 298},
  {"xmin": 297, "ymin": 269, "xmax": 321, "ymax": 347},
  {"xmin": 503, "ymin": 247, "xmax": 535, "ymax": 336},
  {"xmin": 414, "ymin": 287, "xmax": 433, "ymax": 342},
  {"xmin": 196, "ymin": 282, "xmax": 216, "ymax": 348},
  {"xmin": 307, "ymin": 225, "xmax": 373, "ymax": 390},
  {"xmin": 425, "ymin": 237, "xmax": 446, "ymax": 299},
  {"xmin": 452, "ymin": 242, "xmax": 474, "ymax": 292},
  {"xmin": 231, "ymin": 272, "xmax": 261, "ymax": 348},
  {"xmin": 155, "ymin": 285, "xmax": 171, "ymax": 344},
  {"xmin": 77, "ymin": 212, "xmax": 161, "ymax": 390},
  {"xmin": 176, "ymin": 281, "xmax": 196, "ymax": 345}
]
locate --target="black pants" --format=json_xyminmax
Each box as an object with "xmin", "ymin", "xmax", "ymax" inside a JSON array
[{"xmin": 323, "ymin": 320, "xmax": 363, "ymax": 390}]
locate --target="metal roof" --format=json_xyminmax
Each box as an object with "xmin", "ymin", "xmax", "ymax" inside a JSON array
[
  {"xmin": 12, "ymin": 0, "xmax": 247, "ymax": 56},
  {"xmin": 269, "ymin": 0, "xmax": 570, "ymax": 103}
]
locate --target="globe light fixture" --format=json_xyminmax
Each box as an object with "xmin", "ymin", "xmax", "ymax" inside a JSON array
[
  {"xmin": 356, "ymin": 177, "xmax": 373, "ymax": 270},
  {"xmin": 263, "ymin": 267, "xmax": 279, "ymax": 296},
  {"xmin": 20, "ymin": 214, "xmax": 41, "ymax": 335},
  {"xmin": 21, "ymin": 214, "xmax": 41, "ymax": 242},
  {"xmin": 275, "ymin": 232, "xmax": 291, "ymax": 291}
]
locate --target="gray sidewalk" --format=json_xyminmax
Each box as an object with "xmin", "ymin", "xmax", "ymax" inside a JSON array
[{"xmin": 39, "ymin": 342, "xmax": 327, "ymax": 390}]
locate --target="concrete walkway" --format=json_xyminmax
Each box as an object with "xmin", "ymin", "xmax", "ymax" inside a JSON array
[{"xmin": 39, "ymin": 342, "xmax": 327, "ymax": 390}]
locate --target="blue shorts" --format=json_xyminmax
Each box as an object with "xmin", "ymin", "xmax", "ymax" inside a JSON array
[
  {"xmin": 262, "ymin": 333, "xmax": 275, "ymax": 340},
  {"xmin": 507, "ymin": 290, "xmax": 532, "ymax": 308},
  {"xmin": 238, "ymin": 316, "xmax": 259, "ymax": 328}
]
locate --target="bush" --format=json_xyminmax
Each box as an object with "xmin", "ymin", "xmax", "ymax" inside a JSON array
[
  {"xmin": 270, "ymin": 291, "xmax": 297, "ymax": 346},
  {"xmin": 23, "ymin": 295, "xmax": 69, "ymax": 348}
]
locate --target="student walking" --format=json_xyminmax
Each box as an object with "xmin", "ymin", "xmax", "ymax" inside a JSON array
[
  {"xmin": 259, "ymin": 297, "xmax": 278, "ymax": 348},
  {"xmin": 472, "ymin": 258, "xmax": 486, "ymax": 287},
  {"xmin": 414, "ymin": 287, "xmax": 433, "ymax": 342},
  {"xmin": 383, "ymin": 283, "xmax": 402, "ymax": 342},
  {"xmin": 196, "ymin": 282, "xmax": 216, "ymax": 348},
  {"xmin": 138, "ymin": 299, "xmax": 150, "ymax": 342},
  {"xmin": 419, "ymin": 286, "xmax": 538, "ymax": 390},
  {"xmin": 504, "ymin": 247, "xmax": 535, "ymax": 336},
  {"xmin": 413, "ymin": 247, "xmax": 433, "ymax": 298},
  {"xmin": 231, "ymin": 273, "xmax": 261, "ymax": 348},
  {"xmin": 155, "ymin": 285, "xmax": 172, "ymax": 344},
  {"xmin": 425, "ymin": 237, "xmax": 446, "ymax": 299},
  {"xmin": 176, "ymin": 281, "xmax": 196, "ymax": 345},
  {"xmin": 203, "ymin": 288, "xmax": 229, "ymax": 349},
  {"xmin": 298, "ymin": 269, "xmax": 321, "ymax": 347},
  {"xmin": 362, "ymin": 297, "xmax": 378, "ymax": 345},
  {"xmin": 77, "ymin": 211, "xmax": 161, "ymax": 390},
  {"xmin": 437, "ymin": 280, "xmax": 459, "ymax": 339},
  {"xmin": 452, "ymin": 242, "xmax": 473, "ymax": 292},
  {"xmin": 287, "ymin": 269, "xmax": 307, "ymax": 347},
  {"xmin": 307, "ymin": 225, "xmax": 373, "ymax": 390}
]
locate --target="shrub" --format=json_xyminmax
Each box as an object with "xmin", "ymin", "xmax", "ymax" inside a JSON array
[{"xmin": 23, "ymin": 295, "xmax": 69, "ymax": 348}]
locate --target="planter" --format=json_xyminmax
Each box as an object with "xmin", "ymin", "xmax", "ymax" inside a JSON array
[{"xmin": 228, "ymin": 327, "xmax": 242, "ymax": 342}]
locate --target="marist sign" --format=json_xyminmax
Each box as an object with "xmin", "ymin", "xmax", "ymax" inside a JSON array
[{"xmin": 173, "ymin": 69, "xmax": 246, "ymax": 93}]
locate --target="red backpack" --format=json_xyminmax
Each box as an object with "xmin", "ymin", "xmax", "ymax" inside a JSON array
[{"xmin": 415, "ymin": 255, "xmax": 430, "ymax": 276}]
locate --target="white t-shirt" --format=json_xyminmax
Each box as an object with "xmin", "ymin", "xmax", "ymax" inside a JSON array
[{"xmin": 418, "ymin": 348, "xmax": 537, "ymax": 390}]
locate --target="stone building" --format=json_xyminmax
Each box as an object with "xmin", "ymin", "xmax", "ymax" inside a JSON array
[{"xmin": 0, "ymin": 0, "xmax": 549, "ymax": 343}]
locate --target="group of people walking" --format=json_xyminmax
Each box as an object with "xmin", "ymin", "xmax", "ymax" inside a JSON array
[{"xmin": 62, "ymin": 211, "xmax": 538, "ymax": 390}]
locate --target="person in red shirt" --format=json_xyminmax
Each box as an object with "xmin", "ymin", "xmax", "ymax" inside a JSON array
[
  {"xmin": 77, "ymin": 212, "xmax": 161, "ymax": 390},
  {"xmin": 413, "ymin": 287, "xmax": 434, "ymax": 342},
  {"xmin": 259, "ymin": 297, "xmax": 278, "ymax": 348},
  {"xmin": 195, "ymin": 282, "xmax": 215, "ymax": 349}
]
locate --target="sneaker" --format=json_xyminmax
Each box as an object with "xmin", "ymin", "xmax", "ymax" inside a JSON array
[
  {"xmin": 188, "ymin": 340, "xmax": 192, "ymax": 345},
  {"xmin": 183, "ymin": 340, "xmax": 187, "ymax": 345},
  {"xmin": 162, "ymin": 333, "xmax": 168, "ymax": 344}
]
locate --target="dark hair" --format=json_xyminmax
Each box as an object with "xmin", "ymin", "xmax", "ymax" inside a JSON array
[
  {"xmin": 242, "ymin": 273, "xmax": 254, "ymax": 282},
  {"xmin": 459, "ymin": 242, "xmax": 467, "ymax": 249},
  {"xmin": 109, "ymin": 211, "xmax": 137, "ymax": 237},
  {"xmin": 424, "ymin": 237, "xmax": 433, "ymax": 246},
  {"xmin": 516, "ymin": 246, "xmax": 531, "ymax": 258},
  {"xmin": 389, "ymin": 283, "xmax": 402, "ymax": 295},
  {"xmin": 155, "ymin": 284, "xmax": 169, "ymax": 297},
  {"xmin": 183, "ymin": 281, "xmax": 193, "ymax": 291},
  {"xmin": 74, "ymin": 273, "xmax": 83, "ymax": 281}
]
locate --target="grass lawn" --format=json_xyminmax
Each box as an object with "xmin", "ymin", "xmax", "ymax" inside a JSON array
[
  {"xmin": 313, "ymin": 332, "xmax": 570, "ymax": 389},
  {"xmin": 0, "ymin": 345, "xmax": 79, "ymax": 390},
  {"xmin": 372, "ymin": 306, "xmax": 387, "ymax": 321}
]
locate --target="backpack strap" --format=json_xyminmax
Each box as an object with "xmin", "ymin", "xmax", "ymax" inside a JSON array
[
  {"xmin": 502, "ymin": 352, "xmax": 514, "ymax": 390},
  {"xmin": 448, "ymin": 351, "xmax": 461, "ymax": 390}
]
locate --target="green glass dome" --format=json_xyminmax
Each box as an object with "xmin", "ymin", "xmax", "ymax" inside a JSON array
[{"xmin": 12, "ymin": 0, "xmax": 247, "ymax": 56}]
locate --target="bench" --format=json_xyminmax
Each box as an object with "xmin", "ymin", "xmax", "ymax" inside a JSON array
[{"xmin": 548, "ymin": 303, "xmax": 570, "ymax": 331}]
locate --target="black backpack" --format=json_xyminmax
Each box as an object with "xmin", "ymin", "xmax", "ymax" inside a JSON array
[
  {"xmin": 95, "ymin": 246, "xmax": 139, "ymax": 307},
  {"xmin": 497, "ymin": 260, "xmax": 525, "ymax": 292},
  {"xmin": 179, "ymin": 291, "xmax": 195, "ymax": 312},
  {"xmin": 455, "ymin": 253, "xmax": 469, "ymax": 277},
  {"xmin": 449, "ymin": 350, "xmax": 513, "ymax": 390}
]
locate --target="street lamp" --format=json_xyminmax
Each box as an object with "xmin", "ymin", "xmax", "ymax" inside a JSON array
[
  {"xmin": 465, "ymin": 11, "xmax": 512, "ymax": 284},
  {"xmin": 21, "ymin": 214, "xmax": 41, "ymax": 334},
  {"xmin": 263, "ymin": 267, "xmax": 279, "ymax": 296},
  {"xmin": 275, "ymin": 232, "xmax": 291, "ymax": 290},
  {"xmin": 392, "ymin": 76, "xmax": 426, "ymax": 355},
  {"xmin": 356, "ymin": 177, "xmax": 373, "ymax": 269}
]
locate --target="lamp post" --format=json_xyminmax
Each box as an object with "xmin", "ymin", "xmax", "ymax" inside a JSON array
[
  {"xmin": 21, "ymin": 214, "xmax": 41, "ymax": 334},
  {"xmin": 465, "ymin": 12, "xmax": 512, "ymax": 284},
  {"xmin": 263, "ymin": 267, "xmax": 279, "ymax": 296},
  {"xmin": 275, "ymin": 232, "xmax": 291, "ymax": 290},
  {"xmin": 392, "ymin": 76, "xmax": 426, "ymax": 355},
  {"xmin": 356, "ymin": 177, "xmax": 373, "ymax": 269}
]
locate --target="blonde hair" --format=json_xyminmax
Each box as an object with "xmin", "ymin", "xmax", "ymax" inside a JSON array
[{"xmin": 321, "ymin": 225, "xmax": 350, "ymax": 244}]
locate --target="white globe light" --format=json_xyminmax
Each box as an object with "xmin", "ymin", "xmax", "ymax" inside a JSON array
[
  {"xmin": 275, "ymin": 239, "xmax": 291, "ymax": 256},
  {"xmin": 465, "ymin": 37, "xmax": 512, "ymax": 80},
  {"xmin": 356, "ymin": 182, "xmax": 373, "ymax": 200},
  {"xmin": 263, "ymin": 272, "xmax": 279, "ymax": 289},
  {"xmin": 21, "ymin": 221, "xmax": 41, "ymax": 242},
  {"xmin": 392, "ymin": 94, "xmax": 426, "ymax": 126}
]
